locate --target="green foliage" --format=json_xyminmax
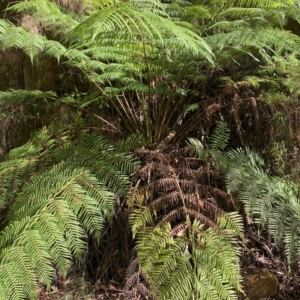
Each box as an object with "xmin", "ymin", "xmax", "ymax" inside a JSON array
[
  {"xmin": 0, "ymin": 126, "xmax": 138, "ymax": 300},
  {"xmin": 7, "ymin": 0, "xmax": 79, "ymax": 32},
  {"xmin": 188, "ymin": 121, "xmax": 300, "ymax": 270},
  {"xmin": 2, "ymin": 0, "xmax": 300, "ymax": 297},
  {"xmin": 188, "ymin": 119, "xmax": 230, "ymax": 170},
  {"xmin": 259, "ymin": 53, "xmax": 300, "ymax": 101},
  {"xmin": 135, "ymin": 220, "xmax": 242, "ymax": 300},
  {"xmin": 0, "ymin": 90, "xmax": 56, "ymax": 105},
  {"xmin": 225, "ymin": 148, "xmax": 300, "ymax": 266},
  {"xmin": 1, "ymin": 0, "xmax": 300, "ymax": 147}
]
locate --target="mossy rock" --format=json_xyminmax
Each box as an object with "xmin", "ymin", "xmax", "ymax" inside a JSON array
[{"xmin": 243, "ymin": 268, "xmax": 278, "ymax": 300}]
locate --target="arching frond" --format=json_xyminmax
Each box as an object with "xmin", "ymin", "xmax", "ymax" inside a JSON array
[
  {"xmin": 135, "ymin": 220, "xmax": 243, "ymax": 300},
  {"xmin": 0, "ymin": 126, "xmax": 138, "ymax": 300},
  {"xmin": 71, "ymin": 2, "xmax": 214, "ymax": 65}
]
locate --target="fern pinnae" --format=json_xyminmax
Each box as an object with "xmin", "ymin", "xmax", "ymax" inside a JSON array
[
  {"xmin": 217, "ymin": 211, "xmax": 244, "ymax": 240},
  {"xmin": 17, "ymin": 229, "xmax": 54, "ymax": 287},
  {"xmin": 114, "ymin": 133, "xmax": 146, "ymax": 152},
  {"xmin": 45, "ymin": 197, "xmax": 86, "ymax": 257},
  {"xmin": 209, "ymin": 119, "xmax": 230, "ymax": 151},
  {"xmin": 34, "ymin": 212, "xmax": 71, "ymax": 276},
  {"xmin": 283, "ymin": 215, "xmax": 300, "ymax": 266},
  {"xmin": 0, "ymin": 217, "xmax": 33, "ymax": 249},
  {"xmin": 8, "ymin": 0, "xmax": 78, "ymax": 31},
  {"xmin": 2, "ymin": 246, "xmax": 37, "ymax": 299},
  {"xmin": 0, "ymin": 263, "xmax": 28, "ymax": 300},
  {"xmin": 130, "ymin": 207, "xmax": 153, "ymax": 238}
]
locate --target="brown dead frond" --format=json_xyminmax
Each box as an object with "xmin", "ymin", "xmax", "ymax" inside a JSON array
[
  {"xmin": 21, "ymin": 15, "xmax": 41, "ymax": 33},
  {"xmin": 121, "ymin": 252, "xmax": 152, "ymax": 300},
  {"xmin": 130, "ymin": 148, "xmax": 234, "ymax": 229},
  {"xmin": 124, "ymin": 147, "xmax": 238, "ymax": 298}
]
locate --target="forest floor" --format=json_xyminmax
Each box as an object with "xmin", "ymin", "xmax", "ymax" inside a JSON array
[
  {"xmin": 37, "ymin": 279, "xmax": 123, "ymax": 300},
  {"xmin": 239, "ymin": 225, "xmax": 300, "ymax": 300},
  {"xmin": 36, "ymin": 223, "xmax": 300, "ymax": 300}
]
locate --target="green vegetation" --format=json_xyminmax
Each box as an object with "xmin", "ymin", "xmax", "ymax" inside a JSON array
[{"xmin": 0, "ymin": 0, "xmax": 300, "ymax": 299}]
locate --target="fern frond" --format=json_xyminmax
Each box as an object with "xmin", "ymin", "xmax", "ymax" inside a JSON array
[
  {"xmin": 135, "ymin": 220, "xmax": 242, "ymax": 300},
  {"xmin": 235, "ymin": 0, "xmax": 293, "ymax": 9},
  {"xmin": 0, "ymin": 263, "xmax": 28, "ymax": 300},
  {"xmin": 17, "ymin": 229, "xmax": 54, "ymax": 287},
  {"xmin": 71, "ymin": 2, "xmax": 214, "ymax": 64},
  {"xmin": 209, "ymin": 119, "xmax": 230, "ymax": 151},
  {"xmin": 217, "ymin": 212, "xmax": 244, "ymax": 240},
  {"xmin": 0, "ymin": 125, "xmax": 136, "ymax": 299},
  {"xmin": 130, "ymin": 207, "xmax": 153, "ymax": 238},
  {"xmin": 0, "ymin": 89, "xmax": 56, "ymax": 104},
  {"xmin": 225, "ymin": 147, "xmax": 300, "ymax": 266},
  {"xmin": 129, "ymin": 148, "xmax": 243, "ymax": 299},
  {"xmin": 205, "ymin": 27, "xmax": 300, "ymax": 64},
  {"xmin": 8, "ymin": 0, "xmax": 78, "ymax": 32},
  {"xmin": 115, "ymin": 133, "xmax": 146, "ymax": 152}
]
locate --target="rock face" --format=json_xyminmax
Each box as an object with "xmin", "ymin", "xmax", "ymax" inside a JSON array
[
  {"xmin": 0, "ymin": 49, "xmax": 25, "ymax": 90},
  {"xmin": 243, "ymin": 268, "xmax": 278, "ymax": 300},
  {"xmin": 23, "ymin": 57, "xmax": 59, "ymax": 91}
]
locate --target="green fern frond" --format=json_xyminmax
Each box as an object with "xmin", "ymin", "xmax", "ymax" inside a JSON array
[
  {"xmin": 0, "ymin": 127, "xmax": 60, "ymax": 208},
  {"xmin": 209, "ymin": 119, "xmax": 230, "ymax": 151},
  {"xmin": 51, "ymin": 133, "xmax": 138, "ymax": 195},
  {"xmin": 135, "ymin": 220, "xmax": 243, "ymax": 299},
  {"xmin": 187, "ymin": 137, "xmax": 206, "ymax": 160},
  {"xmin": 217, "ymin": 212, "xmax": 244, "ymax": 240},
  {"xmin": 0, "ymin": 263, "xmax": 29, "ymax": 300},
  {"xmin": 187, "ymin": 119, "xmax": 230, "ymax": 170},
  {"xmin": 205, "ymin": 27, "xmax": 300, "ymax": 64},
  {"xmin": 0, "ymin": 125, "xmax": 137, "ymax": 299},
  {"xmin": 0, "ymin": 90, "xmax": 56, "ymax": 104},
  {"xmin": 130, "ymin": 207, "xmax": 153, "ymax": 238},
  {"xmin": 7, "ymin": 0, "xmax": 78, "ymax": 32},
  {"xmin": 71, "ymin": 2, "xmax": 214, "ymax": 64},
  {"xmin": 225, "ymin": 147, "xmax": 300, "ymax": 266},
  {"xmin": 43, "ymin": 39, "xmax": 67, "ymax": 62},
  {"xmin": 115, "ymin": 133, "xmax": 146, "ymax": 152},
  {"xmin": 83, "ymin": 0, "xmax": 119, "ymax": 11},
  {"xmin": 236, "ymin": 0, "xmax": 293, "ymax": 9},
  {"xmin": 131, "ymin": 0, "xmax": 168, "ymax": 16},
  {"xmin": 183, "ymin": 5, "xmax": 212, "ymax": 20}
]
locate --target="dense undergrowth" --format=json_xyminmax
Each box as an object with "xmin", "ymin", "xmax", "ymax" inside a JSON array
[{"xmin": 1, "ymin": 0, "xmax": 300, "ymax": 299}]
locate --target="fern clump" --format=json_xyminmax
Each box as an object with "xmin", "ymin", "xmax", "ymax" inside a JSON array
[
  {"xmin": 226, "ymin": 147, "xmax": 300, "ymax": 267},
  {"xmin": 0, "ymin": 126, "xmax": 139, "ymax": 300}
]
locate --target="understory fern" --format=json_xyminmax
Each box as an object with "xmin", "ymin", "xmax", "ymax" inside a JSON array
[
  {"xmin": 226, "ymin": 148, "xmax": 300, "ymax": 267},
  {"xmin": 0, "ymin": 126, "xmax": 139, "ymax": 300},
  {"xmin": 188, "ymin": 121, "xmax": 300, "ymax": 268}
]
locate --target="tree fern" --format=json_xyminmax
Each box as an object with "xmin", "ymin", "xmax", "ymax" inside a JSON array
[{"xmin": 1, "ymin": 0, "xmax": 300, "ymax": 148}]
